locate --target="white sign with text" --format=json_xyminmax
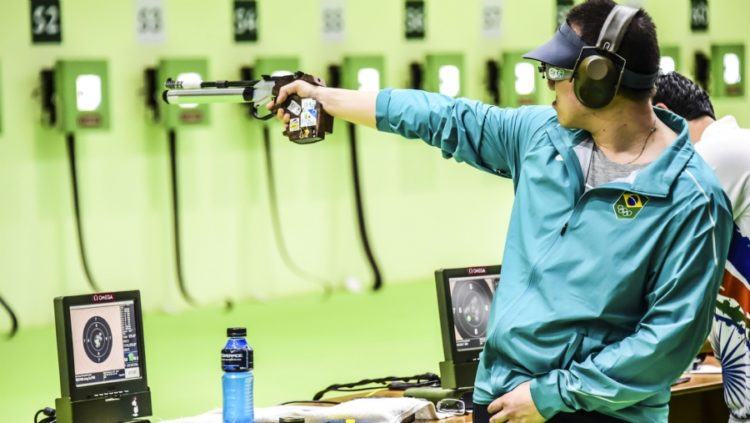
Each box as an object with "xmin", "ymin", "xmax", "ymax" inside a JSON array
[{"xmin": 135, "ymin": 0, "xmax": 165, "ymax": 44}]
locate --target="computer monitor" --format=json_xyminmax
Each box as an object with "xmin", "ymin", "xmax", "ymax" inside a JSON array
[
  {"xmin": 54, "ymin": 291, "xmax": 152, "ymax": 422},
  {"xmin": 435, "ymin": 265, "xmax": 501, "ymax": 389}
]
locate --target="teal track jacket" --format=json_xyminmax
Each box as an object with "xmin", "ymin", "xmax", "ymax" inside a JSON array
[{"xmin": 375, "ymin": 89, "xmax": 733, "ymax": 422}]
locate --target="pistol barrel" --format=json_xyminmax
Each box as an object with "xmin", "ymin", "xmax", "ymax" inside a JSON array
[{"xmin": 162, "ymin": 87, "xmax": 252, "ymax": 105}]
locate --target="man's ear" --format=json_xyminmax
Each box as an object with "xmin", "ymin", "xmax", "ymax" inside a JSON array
[{"xmin": 654, "ymin": 102, "xmax": 669, "ymax": 111}]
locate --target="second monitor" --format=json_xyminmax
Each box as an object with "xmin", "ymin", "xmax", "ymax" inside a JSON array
[{"xmin": 435, "ymin": 265, "xmax": 501, "ymax": 389}]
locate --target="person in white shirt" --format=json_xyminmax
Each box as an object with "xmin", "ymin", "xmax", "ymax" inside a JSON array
[{"xmin": 655, "ymin": 71, "xmax": 750, "ymax": 422}]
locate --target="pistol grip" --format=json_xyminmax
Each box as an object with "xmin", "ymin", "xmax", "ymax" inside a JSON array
[{"xmin": 280, "ymin": 95, "xmax": 332, "ymax": 144}]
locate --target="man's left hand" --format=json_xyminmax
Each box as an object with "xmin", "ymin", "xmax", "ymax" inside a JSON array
[{"xmin": 487, "ymin": 381, "xmax": 545, "ymax": 423}]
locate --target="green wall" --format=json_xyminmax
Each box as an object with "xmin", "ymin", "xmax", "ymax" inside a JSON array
[{"xmin": 0, "ymin": 0, "xmax": 748, "ymax": 330}]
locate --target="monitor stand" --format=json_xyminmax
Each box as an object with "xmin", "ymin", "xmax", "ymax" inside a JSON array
[
  {"xmin": 439, "ymin": 360, "xmax": 479, "ymax": 390},
  {"xmin": 55, "ymin": 389, "xmax": 152, "ymax": 423}
]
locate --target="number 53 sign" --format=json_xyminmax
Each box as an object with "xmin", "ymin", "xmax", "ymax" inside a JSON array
[{"xmin": 135, "ymin": 0, "xmax": 165, "ymax": 44}]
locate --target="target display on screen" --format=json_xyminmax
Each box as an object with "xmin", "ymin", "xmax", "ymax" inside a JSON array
[
  {"xmin": 449, "ymin": 276, "xmax": 500, "ymax": 352},
  {"xmin": 83, "ymin": 316, "xmax": 113, "ymax": 363},
  {"xmin": 70, "ymin": 300, "xmax": 141, "ymax": 387}
]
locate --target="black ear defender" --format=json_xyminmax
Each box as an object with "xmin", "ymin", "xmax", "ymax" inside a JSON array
[{"xmin": 572, "ymin": 5, "xmax": 639, "ymax": 108}]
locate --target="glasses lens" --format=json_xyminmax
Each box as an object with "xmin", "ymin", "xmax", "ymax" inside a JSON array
[
  {"xmin": 546, "ymin": 66, "xmax": 572, "ymax": 81},
  {"xmin": 436, "ymin": 398, "xmax": 466, "ymax": 415}
]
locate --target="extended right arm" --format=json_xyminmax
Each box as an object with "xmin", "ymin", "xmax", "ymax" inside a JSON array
[
  {"xmin": 272, "ymin": 82, "xmax": 378, "ymax": 128},
  {"xmin": 271, "ymin": 82, "xmax": 555, "ymax": 179}
]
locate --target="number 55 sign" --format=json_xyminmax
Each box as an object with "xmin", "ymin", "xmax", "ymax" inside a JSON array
[{"xmin": 30, "ymin": 0, "xmax": 62, "ymax": 43}]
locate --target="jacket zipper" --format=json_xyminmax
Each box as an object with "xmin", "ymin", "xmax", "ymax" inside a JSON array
[
  {"xmin": 488, "ymin": 216, "xmax": 569, "ymax": 342},
  {"xmin": 559, "ymin": 191, "xmax": 591, "ymax": 237},
  {"xmin": 559, "ymin": 184, "xmax": 630, "ymax": 236}
]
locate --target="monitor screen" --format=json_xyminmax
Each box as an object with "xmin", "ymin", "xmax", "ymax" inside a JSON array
[
  {"xmin": 69, "ymin": 300, "xmax": 141, "ymax": 387},
  {"xmin": 448, "ymin": 274, "xmax": 500, "ymax": 352}
]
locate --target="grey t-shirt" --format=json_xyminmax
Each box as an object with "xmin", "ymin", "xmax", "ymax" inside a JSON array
[{"xmin": 577, "ymin": 140, "xmax": 650, "ymax": 192}]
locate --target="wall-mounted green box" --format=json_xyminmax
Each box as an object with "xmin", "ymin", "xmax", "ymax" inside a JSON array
[
  {"xmin": 157, "ymin": 59, "xmax": 210, "ymax": 129},
  {"xmin": 425, "ymin": 54, "xmax": 464, "ymax": 98},
  {"xmin": 501, "ymin": 52, "xmax": 541, "ymax": 107},
  {"xmin": 254, "ymin": 57, "xmax": 300, "ymax": 78},
  {"xmin": 55, "ymin": 60, "xmax": 110, "ymax": 132},
  {"xmin": 342, "ymin": 56, "xmax": 385, "ymax": 91},
  {"xmin": 660, "ymin": 46, "xmax": 681, "ymax": 74},
  {"xmin": 711, "ymin": 44, "xmax": 745, "ymax": 97}
]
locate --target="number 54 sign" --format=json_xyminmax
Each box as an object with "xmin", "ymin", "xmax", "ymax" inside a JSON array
[{"xmin": 234, "ymin": 0, "xmax": 258, "ymax": 42}]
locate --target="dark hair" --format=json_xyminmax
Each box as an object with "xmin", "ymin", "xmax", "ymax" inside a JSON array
[
  {"xmin": 567, "ymin": 0, "xmax": 660, "ymax": 102},
  {"xmin": 653, "ymin": 71, "xmax": 716, "ymax": 120}
]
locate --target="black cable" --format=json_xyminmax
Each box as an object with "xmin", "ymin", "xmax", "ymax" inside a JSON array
[
  {"xmin": 167, "ymin": 129, "xmax": 233, "ymax": 310},
  {"xmin": 261, "ymin": 125, "xmax": 332, "ymax": 294},
  {"xmin": 0, "ymin": 294, "xmax": 18, "ymax": 339},
  {"xmin": 34, "ymin": 407, "xmax": 56, "ymax": 423},
  {"xmin": 313, "ymin": 372, "xmax": 440, "ymax": 400},
  {"xmin": 167, "ymin": 129, "xmax": 197, "ymax": 306},
  {"xmin": 323, "ymin": 386, "xmax": 393, "ymax": 393},
  {"xmin": 347, "ymin": 123, "xmax": 383, "ymax": 291},
  {"xmin": 65, "ymin": 133, "xmax": 101, "ymax": 292},
  {"xmin": 279, "ymin": 400, "xmax": 339, "ymax": 406}
]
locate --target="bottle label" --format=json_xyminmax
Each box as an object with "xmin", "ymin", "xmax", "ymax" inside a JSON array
[{"xmin": 222, "ymin": 348, "xmax": 249, "ymax": 372}]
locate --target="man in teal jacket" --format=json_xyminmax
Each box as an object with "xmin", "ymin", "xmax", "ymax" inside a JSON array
[{"xmin": 270, "ymin": 1, "xmax": 732, "ymax": 421}]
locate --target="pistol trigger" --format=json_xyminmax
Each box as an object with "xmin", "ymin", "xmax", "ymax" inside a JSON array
[{"xmin": 251, "ymin": 107, "xmax": 274, "ymax": 121}]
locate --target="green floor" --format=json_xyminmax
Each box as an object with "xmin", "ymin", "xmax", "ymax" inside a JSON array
[{"xmin": 0, "ymin": 280, "xmax": 444, "ymax": 422}]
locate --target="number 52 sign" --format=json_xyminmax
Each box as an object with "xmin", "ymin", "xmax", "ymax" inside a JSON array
[{"xmin": 30, "ymin": 0, "xmax": 62, "ymax": 43}]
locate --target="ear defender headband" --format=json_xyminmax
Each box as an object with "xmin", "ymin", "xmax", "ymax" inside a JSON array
[{"xmin": 572, "ymin": 5, "xmax": 658, "ymax": 108}]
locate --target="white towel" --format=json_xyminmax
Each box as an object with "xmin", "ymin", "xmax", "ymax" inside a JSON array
[{"xmin": 164, "ymin": 397, "xmax": 458, "ymax": 423}]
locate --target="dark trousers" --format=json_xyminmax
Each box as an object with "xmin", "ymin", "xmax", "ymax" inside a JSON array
[{"xmin": 472, "ymin": 403, "xmax": 626, "ymax": 423}]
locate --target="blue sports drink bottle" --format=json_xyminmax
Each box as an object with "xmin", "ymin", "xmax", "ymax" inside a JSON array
[{"xmin": 222, "ymin": 327, "xmax": 254, "ymax": 423}]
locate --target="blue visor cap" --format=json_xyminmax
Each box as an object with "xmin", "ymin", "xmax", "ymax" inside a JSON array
[
  {"xmin": 523, "ymin": 22, "xmax": 585, "ymax": 70},
  {"xmin": 523, "ymin": 21, "xmax": 659, "ymax": 90}
]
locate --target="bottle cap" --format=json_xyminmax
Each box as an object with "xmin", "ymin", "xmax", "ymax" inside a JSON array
[
  {"xmin": 227, "ymin": 327, "xmax": 247, "ymax": 337},
  {"xmin": 279, "ymin": 418, "xmax": 305, "ymax": 423}
]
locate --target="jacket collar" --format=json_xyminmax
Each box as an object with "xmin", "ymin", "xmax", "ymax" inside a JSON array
[
  {"xmin": 546, "ymin": 107, "xmax": 694, "ymax": 198},
  {"xmin": 629, "ymin": 108, "xmax": 694, "ymax": 198}
]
